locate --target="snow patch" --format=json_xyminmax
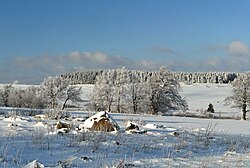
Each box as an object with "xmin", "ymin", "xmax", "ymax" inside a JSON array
[
  {"xmin": 23, "ymin": 160, "xmax": 44, "ymax": 168},
  {"xmin": 34, "ymin": 122, "xmax": 47, "ymax": 127}
]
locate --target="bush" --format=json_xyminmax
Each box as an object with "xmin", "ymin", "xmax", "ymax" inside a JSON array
[{"xmin": 207, "ymin": 103, "xmax": 215, "ymax": 113}]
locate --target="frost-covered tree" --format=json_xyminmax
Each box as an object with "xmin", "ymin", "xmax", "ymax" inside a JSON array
[
  {"xmin": 23, "ymin": 86, "xmax": 46, "ymax": 108},
  {"xmin": 225, "ymin": 73, "xmax": 250, "ymax": 120},
  {"xmin": 119, "ymin": 70, "xmax": 149, "ymax": 114},
  {"xmin": 146, "ymin": 67, "xmax": 188, "ymax": 114},
  {"xmin": 127, "ymin": 83, "xmax": 148, "ymax": 114},
  {"xmin": 41, "ymin": 76, "xmax": 83, "ymax": 110},
  {"xmin": 0, "ymin": 84, "xmax": 13, "ymax": 107},
  {"xmin": 90, "ymin": 70, "xmax": 116, "ymax": 112},
  {"xmin": 7, "ymin": 87, "xmax": 23, "ymax": 108},
  {"xmin": 8, "ymin": 86, "xmax": 45, "ymax": 109},
  {"xmin": 61, "ymin": 85, "xmax": 82, "ymax": 110},
  {"xmin": 40, "ymin": 76, "xmax": 69, "ymax": 109},
  {"xmin": 146, "ymin": 72, "xmax": 163, "ymax": 114},
  {"xmin": 172, "ymin": 72, "xmax": 239, "ymax": 84}
]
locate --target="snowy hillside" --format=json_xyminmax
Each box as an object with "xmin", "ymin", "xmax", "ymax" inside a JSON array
[{"xmin": 180, "ymin": 83, "xmax": 241, "ymax": 118}]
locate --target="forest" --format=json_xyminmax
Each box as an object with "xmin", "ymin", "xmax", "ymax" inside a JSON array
[{"xmin": 61, "ymin": 70, "xmax": 241, "ymax": 85}]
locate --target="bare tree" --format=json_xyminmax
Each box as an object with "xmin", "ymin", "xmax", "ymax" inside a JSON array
[{"xmin": 225, "ymin": 73, "xmax": 250, "ymax": 120}]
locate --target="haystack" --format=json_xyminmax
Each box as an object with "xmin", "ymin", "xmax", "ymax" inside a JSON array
[{"xmin": 83, "ymin": 111, "xmax": 120, "ymax": 132}]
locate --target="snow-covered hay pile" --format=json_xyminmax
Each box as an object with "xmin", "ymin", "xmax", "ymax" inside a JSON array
[{"xmin": 83, "ymin": 111, "xmax": 120, "ymax": 132}]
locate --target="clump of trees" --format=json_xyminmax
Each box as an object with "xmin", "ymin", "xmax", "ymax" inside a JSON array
[
  {"xmin": 0, "ymin": 84, "xmax": 45, "ymax": 109},
  {"xmin": 0, "ymin": 76, "xmax": 82, "ymax": 110},
  {"xmin": 90, "ymin": 67, "xmax": 188, "ymax": 115},
  {"xmin": 225, "ymin": 73, "xmax": 250, "ymax": 120},
  {"xmin": 40, "ymin": 76, "xmax": 82, "ymax": 110},
  {"xmin": 173, "ymin": 72, "xmax": 239, "ymax": 84}
]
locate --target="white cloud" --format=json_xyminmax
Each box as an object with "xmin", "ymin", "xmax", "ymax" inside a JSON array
[
  {"xmin": 197, "ymin": 41, "xmax": 250, "ymax": 71},
  {"xmin": 6, "ymin": 51, "xmax": 165, "ymax": 84},
  {"xmin": 205, "ymin": 57, "xmax": 221, "ymax": 67},
  {"xmin": 91, "ymin": 52, "xmax": 109, "ymax": 64},
  {"xmin": 68, "ymin": 51, "xmax": 130, "ymax": 66},
  {"xmin": 69, "ymin": 51, "xmax": 82, "ymax": 61},
  {"xmin": 202, "ymin": 41, "xmax": 250, "ymax": 57},
  {"xmin": 228, "ymin": 41, "xmax": 250, "ymax": 56}
]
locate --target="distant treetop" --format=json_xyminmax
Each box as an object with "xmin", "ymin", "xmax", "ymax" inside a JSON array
[{"xmin": 61, "ymin": 70, "xmax": 242, "ymax": 85}]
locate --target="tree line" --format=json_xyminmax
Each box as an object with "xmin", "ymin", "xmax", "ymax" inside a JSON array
[{"xmin": 61, "ymin": 70, "xmax": 241, "ymax": 84}]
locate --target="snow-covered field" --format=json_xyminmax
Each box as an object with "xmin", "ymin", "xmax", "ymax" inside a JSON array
[
  {"xmin": 0, "ymin": 83, "xmax": 250, "ymax": 168},
  {"xmin": 180, "ymin": 83, "xmax": 242, "ymax": 118}
]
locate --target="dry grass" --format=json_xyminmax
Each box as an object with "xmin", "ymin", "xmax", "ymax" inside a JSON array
[{"xmin": 89, "ymin": 118, "xmax": 115, "ymax": 132}]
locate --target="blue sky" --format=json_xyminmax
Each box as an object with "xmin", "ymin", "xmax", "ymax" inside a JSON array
[{"xmin": 1, "ymin": 0, "xmax": 250, "ymax": 84}]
